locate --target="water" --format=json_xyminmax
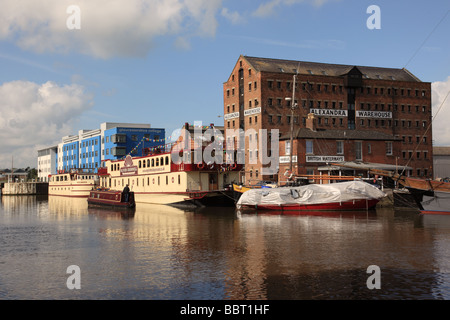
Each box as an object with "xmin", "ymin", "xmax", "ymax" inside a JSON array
[{"xmin": 1, "ymin": 195, "xmax": 450, "ymax": 300}]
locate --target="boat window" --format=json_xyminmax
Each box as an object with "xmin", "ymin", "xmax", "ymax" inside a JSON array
[
  {"xmin": 158, "ymin": 176, "xmax": 160, "ymax": 185},
  {"xmin": 166, "ymin": 176, "xmax": 168, "ymax": 185},
  {"xmin": 139, "ymin": 160, "xmax": 142, "ymax": 168},
  {"xmin": 156, "ymin": 158, "xmax": 159, "ymax": 166},
  {"xmin": 165, "ymin": 156, "xmax": 169, "ymax": 165},
  {"xmin": 151, "ymin": 159, "xmax": 155, "ymax": 167},
  {"xmin": 178, "ymin": 175, "xmax": 181, "ymax": 184},
  {"xmin": 143, "ymin": 160, "xmax": 146, "ymax": 168},
  {"xmin": 160, "ymin": 157, "xmax": 164, "ymax": 166},
  {"xmin": 147, "ymin": 177, "xmax": 150, "ymax": 185},
  {"xmin": 147, "ymin": 159, "xmax": 150, "ymax": 167}
]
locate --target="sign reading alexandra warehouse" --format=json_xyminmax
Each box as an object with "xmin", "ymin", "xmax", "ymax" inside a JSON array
[
  {"xmin": 244, "ymin": 107, "xmax": 261, "ymax": 116},
  {"xmin": 356, "ymin": 111, "xmax": 392, "ymax": 118},
  {"xmin": 306, "ymin": 155, "xmax": 345, "ymax": 162},
  {"xmin": 310, "ymin": 109, "xmax": 348, "ymax": 117}
]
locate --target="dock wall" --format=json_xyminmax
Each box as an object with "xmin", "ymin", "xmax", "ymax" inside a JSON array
[{"xmin": 1, "ymin": 182, "xmax": 48, "ymax": 195}]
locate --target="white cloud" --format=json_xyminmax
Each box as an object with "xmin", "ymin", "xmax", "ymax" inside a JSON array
[
  {"xmin": 221, "ymin": 8, "xmax": 245, "ymax": 25},
  {"xmin": 0, "ymin": 80, "xmax": 93, "ymax": 168},
  {"xmin": 253, "ymin": 0, "xmax": 282, "ymax": 17},
  {"xmin": 253, "ymin": 0, "xmax": 336, "ymax": 17},
  {"xmin": 0, "ymin": 0, "xmax": 224, "ymax": 59},
  {"xmin": 432, "ymin": 76, "xmax": 450, "ymax": 145}
]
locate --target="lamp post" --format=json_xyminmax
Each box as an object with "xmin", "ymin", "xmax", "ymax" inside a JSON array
[{"xmin": 285, "ymin": 74, "xmax": 297, "ymax": 177}]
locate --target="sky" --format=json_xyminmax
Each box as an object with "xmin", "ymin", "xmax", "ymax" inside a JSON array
[{"xmin": 0, "ymin": 0, "xmax": 449, "ymax": 168}]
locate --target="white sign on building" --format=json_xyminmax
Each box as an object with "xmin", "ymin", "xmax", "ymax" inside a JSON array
[
  {"xmin": 224, "ymin": 112, "xmax": 240, "ymax": 120},
  {"xmin": 356, "ymin": 111, "xmax": 392, "ymax": 118},
  {"xmin": 279, "ymin": 155, "xmax": 297, "ymax": 163},
  {"xmin": 244, "ymin": 107, "xmax": 261, "ymax": 116},
  {"xmin": 310, "ymin": 109, "xmax": 348, "ymax": 117},
  {"xmin": 306, "ymin": 155, "xmax": 345, "ymax": 162}
]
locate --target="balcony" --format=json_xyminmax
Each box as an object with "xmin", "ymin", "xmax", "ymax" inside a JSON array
[{"xmin": 111, "ymin": 134, "xmax": 127, "ymax": 144}]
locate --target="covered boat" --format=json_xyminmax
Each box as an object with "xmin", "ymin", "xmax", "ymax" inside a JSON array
[{"xmin": 236, "ymin": 180, "xmax": 385, "ymax": 211}]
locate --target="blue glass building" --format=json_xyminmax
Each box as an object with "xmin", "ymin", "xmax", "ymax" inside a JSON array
[{"xmin": 51, "ymin": 122, "xmax": 165, "ymax": 174}]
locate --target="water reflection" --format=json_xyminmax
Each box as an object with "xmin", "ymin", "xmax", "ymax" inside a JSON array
[
  {"xmin": 0, "ymin": 195, "xmax": 450, "ymax": 299},
  {"xmin": 48, "ymin": 196, "xmax": 88, "ymax": 218}
]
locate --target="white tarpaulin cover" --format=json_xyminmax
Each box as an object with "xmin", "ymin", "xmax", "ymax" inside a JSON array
[{"xmin": 236, "ymin": 180, "xmax": 386, "ymax": 209}]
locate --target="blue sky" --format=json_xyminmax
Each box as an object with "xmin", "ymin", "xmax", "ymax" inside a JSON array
[{"xmin": 0, "ymin": 0, "xmax": 449, "ymax": 168}]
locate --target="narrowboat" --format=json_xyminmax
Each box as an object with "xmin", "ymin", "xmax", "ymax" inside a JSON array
[{"xmin": 88, "ymin": 189, "xmax": 135, "ymax": 209}]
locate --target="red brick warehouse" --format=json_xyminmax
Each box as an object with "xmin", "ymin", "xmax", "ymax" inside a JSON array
[{"xmin": 223, "ymin": 55, "xmax": 432, "ymax": 185}]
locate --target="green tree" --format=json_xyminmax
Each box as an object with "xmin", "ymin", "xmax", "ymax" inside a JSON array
[{"xmin": 27, "ymin": 168, "xmax": 38, "ymax": 181}]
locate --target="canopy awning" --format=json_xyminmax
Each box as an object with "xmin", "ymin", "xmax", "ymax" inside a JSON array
[{"xmin": 318, "ymin": 161, "xmax": 412, "ymax": 172}]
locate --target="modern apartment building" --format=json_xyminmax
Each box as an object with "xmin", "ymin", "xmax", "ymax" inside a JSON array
[
  {"xmin": 37, "ymin": 122, "xmax": 165, "ymax": 181},
  {"xmin": 37, "ymin": 145, "xmax": 58, "ymax": 182},
  {"xmin": 223, "ymin": 55, "xmax": 432, "ymax": 185}
]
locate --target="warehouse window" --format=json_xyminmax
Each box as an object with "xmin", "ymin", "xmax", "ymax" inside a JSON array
[
  {"xmin": 355, "ymin": 141, "xmax": 362, "ymax": 161},
  {"xmin": 306, "ymin": 140, "xmax": 313, "ymax": 154}
]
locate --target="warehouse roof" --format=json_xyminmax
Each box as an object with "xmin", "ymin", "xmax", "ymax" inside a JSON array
[{"xmin": 243, "ymin": 55, "xmax": 422, "ymax": 82}]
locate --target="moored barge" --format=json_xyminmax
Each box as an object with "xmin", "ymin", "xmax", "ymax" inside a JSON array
[
  {"xmin": 48, "ymin": 169, "xmax": 98, "ymax": 197},
  {"xmin": 88, "ymin": 189, "xmax": 135, "ymax": 209}
]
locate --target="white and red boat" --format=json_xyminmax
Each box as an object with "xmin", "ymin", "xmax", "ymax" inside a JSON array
[
  {"xmin": 236, "ymin": 180, "xmax": 386, "ymax": 211},
  {"xmin": 48, "ymin": 169, "xmax": 99, "ymax": 197},
  {"xmin": 99, "ymin": 153, "xmax": 241, "ymax": 207},
  {"xmin": 98, "ymin": 124, "xmax": 243, "ymax": 209}
]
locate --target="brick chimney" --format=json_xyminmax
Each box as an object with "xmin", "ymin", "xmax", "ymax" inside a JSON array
[{"xmin": 306, "ymin": 113, "xmax": 317, "ymax": 131}]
